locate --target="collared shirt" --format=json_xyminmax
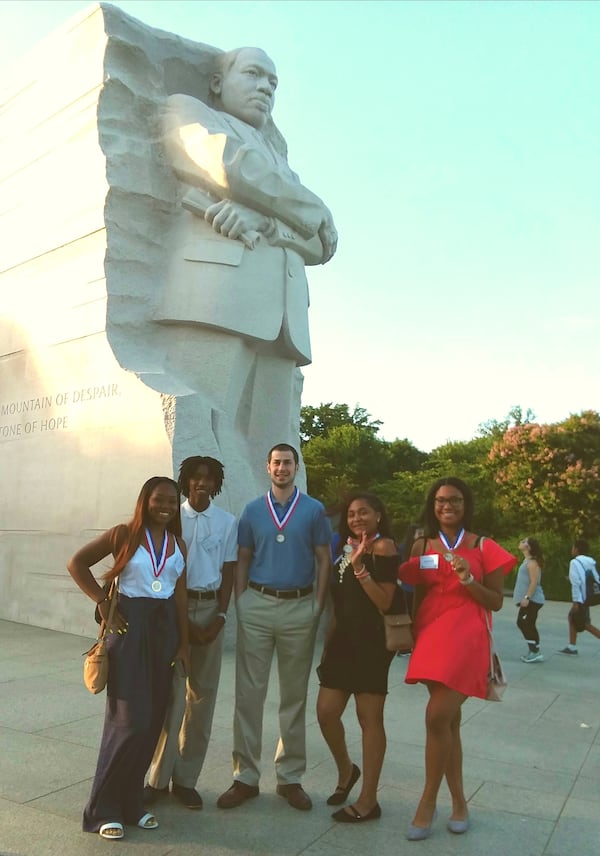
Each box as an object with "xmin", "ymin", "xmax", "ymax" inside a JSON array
[
  {"xmin": 238, "ymin": 491, "xmax": 331, "ymax": 590},
  {"xmin": 569, "ymin": 554, "xmax": 600, "ymax": 604},
  {"xmin": 181, "ymin": 499, "xmax": 238, "ymax": 591}
]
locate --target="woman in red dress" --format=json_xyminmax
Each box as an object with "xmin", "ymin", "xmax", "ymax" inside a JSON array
[{"xmin": 398, "ymin": 478, "xmax": 515, "ymax": 840}]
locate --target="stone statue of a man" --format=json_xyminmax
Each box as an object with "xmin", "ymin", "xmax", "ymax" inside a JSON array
[{"xmin": 155, "ymin": 47, "xmax": 337, "ymax": 501}]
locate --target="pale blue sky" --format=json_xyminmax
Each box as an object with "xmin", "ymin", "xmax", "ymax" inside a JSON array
[{"xmin": 1, "ymin": 0, "xmax": 598, "ymax": 450}]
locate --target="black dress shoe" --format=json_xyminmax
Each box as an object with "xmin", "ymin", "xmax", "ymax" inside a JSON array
[
  {"xmin": 332, "ymin": 803, "xmax": 382, "ymax": 823},
  {"xmin": 172, "ymin": 783, "xmax": 203, "ymax": 809},
  {"xmin": 327, "ymin": 763, "xmax": 361, "ymax": 805},
  {"xmin": 143, "ymin": 784, "xmax": 169, "ymax": 804}
]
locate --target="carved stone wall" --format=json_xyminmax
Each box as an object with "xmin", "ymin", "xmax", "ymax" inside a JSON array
[{"xmin": 0, "ymin": 3, "xmax": 289, "ymax": 634}]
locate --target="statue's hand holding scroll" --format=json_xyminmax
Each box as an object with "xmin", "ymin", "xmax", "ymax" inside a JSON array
[{"xmin": 205, "ymin": 199, "xmax": 268, "ymax": 249}]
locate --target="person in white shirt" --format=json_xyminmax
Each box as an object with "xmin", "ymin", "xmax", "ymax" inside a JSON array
[
  {"xmin": 557, "ymin": 538, "xmax": 600, "ymax": 655},
  {"xmin": 145, "ymin": 457, "xmax": 238, "ymax": 807}
]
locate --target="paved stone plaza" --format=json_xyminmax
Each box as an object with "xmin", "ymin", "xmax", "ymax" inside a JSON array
[{"xmin": 0, "ymin": 599, "xmax": 598, "ymax": 855}]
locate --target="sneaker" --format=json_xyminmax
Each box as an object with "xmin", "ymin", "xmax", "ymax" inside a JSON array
[
  {"xmin": 172, "ymin": 783, "xmax": 203, "ymax": 809},
  {"xmin": 557, "ymin": 646, "xmax": 578, "ymax": 655},
  {"xmin": 520, "ymin": 651, "xmax": 544, "ymax": 663}
]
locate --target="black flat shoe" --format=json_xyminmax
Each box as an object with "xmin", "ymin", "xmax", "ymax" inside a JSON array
[
  {"xmin": 326, "ymin": 764, "xmax": 361, "ymax": 806},
  {"xmin": 332, "ymin": 803, "xmax": 381, "ymax": 823}
]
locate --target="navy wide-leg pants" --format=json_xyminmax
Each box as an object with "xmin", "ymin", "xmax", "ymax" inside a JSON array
[{"xmin": 83, "ymin": 596, "xmax": 178, "ymax": 832}]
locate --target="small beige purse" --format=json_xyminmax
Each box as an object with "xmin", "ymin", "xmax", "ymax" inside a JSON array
[{"xmin": 83, "ymin": 581, "xmax": 118, "ymax": 695}]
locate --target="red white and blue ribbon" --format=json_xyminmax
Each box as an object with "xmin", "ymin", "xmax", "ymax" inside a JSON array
[
  {"xmin": 266, "ymin": 487, "xmax": 301, "ymax": 532},
  {"xmin": 145, "ymin": 528, "xmax": 168, "ymax": 580}
]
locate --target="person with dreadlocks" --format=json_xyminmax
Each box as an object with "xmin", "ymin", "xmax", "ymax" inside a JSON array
[{"xmin": 145, "ymin": 456, "xmax": 237, "ymax": 810}]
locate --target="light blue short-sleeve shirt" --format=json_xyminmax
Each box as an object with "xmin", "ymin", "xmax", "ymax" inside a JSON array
[{"xmin": 238, "ymin": 491, "xmax": 331, "ymax": 590}]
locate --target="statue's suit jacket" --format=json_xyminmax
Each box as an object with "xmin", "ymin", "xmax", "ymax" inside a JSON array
[{"xmin": 156, "ymin": 95, "xmax": 330, "ymax": 367}]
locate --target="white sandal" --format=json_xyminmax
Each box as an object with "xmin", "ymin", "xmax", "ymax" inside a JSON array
[
  {"xmin": 99, "ymin": 822, "xmax": 124, "ymax": 840},
  {"xmin": 137, "ymin": 812, "xmax": 159, "ymax": 829}
]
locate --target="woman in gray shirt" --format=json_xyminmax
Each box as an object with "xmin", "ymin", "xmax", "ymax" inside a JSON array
[{"xmin": 514, "ymin": 538, "xmax": 545, "ymax": 663}]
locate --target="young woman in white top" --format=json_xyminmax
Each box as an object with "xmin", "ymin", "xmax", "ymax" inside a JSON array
[{"xmin": 68, "ymin": 476, "xmax": 189, "ymax": 840}]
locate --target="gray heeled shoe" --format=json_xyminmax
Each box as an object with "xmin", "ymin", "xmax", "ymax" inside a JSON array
[
  {"xmin": 447, "ymin": 816, "xmax": 470, "ymax": 834},
  {"xmin": 406, "ymin": 809, "xmax": 437, "ymax": 841}
]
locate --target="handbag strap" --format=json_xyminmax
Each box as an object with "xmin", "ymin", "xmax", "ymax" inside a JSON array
[
  {"xmin": 484, "ymin": 609, "xmax": 499, "ymax": 677},
  {"xmin": 98, "ymin": 580, "xmax": 118, "ymax": 641}
]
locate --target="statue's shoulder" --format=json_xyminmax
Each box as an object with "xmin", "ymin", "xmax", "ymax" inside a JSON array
[
  {"xmin": 164, "ymin": 92, "xmax": 215, "ymax": 118},
  {"xmin": 163, "ymin": 94, "xmax": 242, "ymax": 137}
]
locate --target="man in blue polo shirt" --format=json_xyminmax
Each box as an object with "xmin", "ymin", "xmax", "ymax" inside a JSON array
[{"xmin": 217, "ymin": 443, "xmax": 331, "ymax": 811}]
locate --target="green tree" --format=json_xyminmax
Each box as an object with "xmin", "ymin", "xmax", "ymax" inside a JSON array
[
  {"xmin": 300, "ymin": 403, "xmax": 381, "ymax": 443},
  {"xmin": 477, "ymin": 405, "xmax": 535, "ymax": 439},
  {"xmin": 488, "ymin": 410, "xmax": 600, "ymax": 536},
  {"xmin": 302, "ymin": 424, "xmax": 391, "ymax": 508}
]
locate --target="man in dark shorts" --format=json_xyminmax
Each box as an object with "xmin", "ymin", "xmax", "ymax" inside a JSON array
[{"xmin": 557, "ymin": 538, "xmax": 600, "ymax": 654}]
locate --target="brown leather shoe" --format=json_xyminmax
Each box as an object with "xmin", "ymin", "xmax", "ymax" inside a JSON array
[
  {"xmin": 276, "ymin": 783, "xmax": 312, "ymax": 811},
  {"xmin": 217, "ymin": 781, "xmax": 259, "ymax": 809}
]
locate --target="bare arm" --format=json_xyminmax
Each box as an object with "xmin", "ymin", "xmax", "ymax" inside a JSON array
[
  {"xmin": 353, "ymin": 537, "xmax": 397, "ymax": 613},
  {"xmin": 218, "ymin": 560, "xmax": 235, "ymax": 615},
  {"xmin": 235, "ymin": 546, "xmax": 253, "ymax": 599},
  {"xmin": 443, "ymin": 536, "xmax": 505, "ymax": 612},
  {"xmin": 67, "ymin": 526, "xmax": 127, "ymax": 629},
  {"xmin": 314, "ymin": 543, "xmax": 331, "ymax": 612},
  {"xmin": 195, "ymin": 560, "xmax": 237, "ymax": 646},
  {"xmin": 458, "ymin": 567, "xmax": 505, "ymax": 612}
]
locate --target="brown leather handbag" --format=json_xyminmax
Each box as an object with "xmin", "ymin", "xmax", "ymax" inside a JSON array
[{"xmin": 83, "ymin": 581, "xmax": 118, "ymax": 695}]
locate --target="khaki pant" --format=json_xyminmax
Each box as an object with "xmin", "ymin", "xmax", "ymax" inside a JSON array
[
  {"xmin": 232, "ymin": 586, "xmax": 319, "ymax": 786},
  {"xmin": 148, "ymin": 598, "xmax": 223, "ymax": 789}
]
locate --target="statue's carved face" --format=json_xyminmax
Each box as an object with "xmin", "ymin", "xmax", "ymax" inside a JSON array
[{"xmin": 212, "ymin": 48, "xmax": 278, "ymax": 129}]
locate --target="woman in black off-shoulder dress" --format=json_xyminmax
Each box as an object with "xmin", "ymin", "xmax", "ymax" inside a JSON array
[{"xmin": 317, "ymin": 491, "xmax": 399, "ymax": 824}]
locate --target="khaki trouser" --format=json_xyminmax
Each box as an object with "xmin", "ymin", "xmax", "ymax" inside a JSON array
[
  {"xmin": 148, "ymin": 597, "xmax": 223, "ymax": 789},
  {"xmin": 232, "ymin": 586, "xmax": 319, "ymax": 787}
]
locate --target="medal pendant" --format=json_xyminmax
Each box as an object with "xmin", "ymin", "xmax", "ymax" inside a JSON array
[
  {"xmin": 443, "ymin": 552, "xmax": 453, "ymax": 562},
  {"xmin": 276, "ymin": 533, "xmax": 285, "ymax": 543},
  {"xmin": 151, "ymin": 580, "xmax": 162, "ymax": 592},
  {"xmin": 343, "ymin": 544, "xmax": 353, "ymax": 555}
]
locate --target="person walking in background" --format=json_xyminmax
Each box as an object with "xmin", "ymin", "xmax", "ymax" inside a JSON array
[
  {"xmin": 317, "ymin": 492, "xmax": 398, "ymax": 824},
  {"xmin": 398, "ymin": 477, "xmax": 515, "ymax": 841},
  {"xmin": 514, "ymin": 538, "xmax": 545, "ymax": 663},
  {"xmin": 217, "ymin": 443, "xmax": 331, "ymax": 811},
  {"xmin": 557, "ymin": 538, "xmax": 600, "ymax": 655},
  {"xmin": 145, "ymin": 457, "xmax": 237, "ymax": 809},
  {"xmin": 67, "ymin": 477, "xmax": 189, "ymax": 840}
]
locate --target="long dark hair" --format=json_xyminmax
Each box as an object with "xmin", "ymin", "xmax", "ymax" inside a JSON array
[
  {"xmin": 422, "ymin": 477, "xmax": 474, "ymax": 537},
  {"xmin": 104, "ymin": 476, "xmax": 181, "ymax": 582},
  {"xmin": 524, "ymin": 537, "xmax": 544, "ymax": 567},
  {"xmin": 337, "ymin": 491, "xmax": 394, "ymax": 553}
]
